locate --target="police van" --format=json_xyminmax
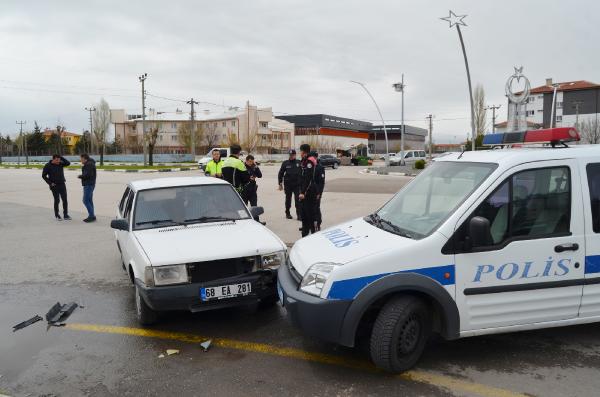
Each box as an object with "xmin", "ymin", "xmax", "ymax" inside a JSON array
[{"xmin": 278, "ymin": 127, "xmax": 600, "ymax": 372}]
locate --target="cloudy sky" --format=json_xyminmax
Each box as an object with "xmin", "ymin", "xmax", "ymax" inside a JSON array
[{"xmin": 0, "ymin": 0, "xmax": 598, "ymax": 142}]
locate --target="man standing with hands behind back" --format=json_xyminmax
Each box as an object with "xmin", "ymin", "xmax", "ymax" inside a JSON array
[
  {"xmin": 278, "ymin": 149, "xmax": 301, "ymax": 220},
  {"xmin": 42, "ymin": 154, "xmax": 71, "ymax": 221},
  {"xmin": 78, "ymin": 153, "xmax": 97, "ymax": 223}
]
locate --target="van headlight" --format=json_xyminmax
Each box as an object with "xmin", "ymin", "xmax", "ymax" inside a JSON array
[
  {"xmin": 300, "ymin": 263, "xmax": 340, "ymax": 297},
  {"xmin": 153, "ymin": 264, "xmax": 189, "ymax": 286},
  {"xmin": 261, "ymin": 251, "xmax": 286, "ymax": 269}
]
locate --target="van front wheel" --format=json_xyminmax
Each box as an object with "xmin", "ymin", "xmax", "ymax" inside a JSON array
[{"xmin": 369, "ymin": 295, "xmax": 430, "ymax": 373}]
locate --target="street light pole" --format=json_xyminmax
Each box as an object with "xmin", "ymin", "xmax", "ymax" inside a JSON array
[
  {"xmin": 139, "ymin": 73, "xmax": 148, "ymax": 166},
  {"xmin": 16, "ymin": 120, "xmax": 26, "ymax": 165},
  {"xmin": 187, "ymin": 98, "xmax": 199, "ymax": 160},
  {"xmin": 550, "ymin": 83, "xmax": 560, "ymax": 128},
  {"xmin": 392, "ymin": 76, "xmax": 406, "ymax": 165},
  {"xmin": 350, "ymin": 80, "xmax": 390, "ymax": 166},
  {"xmin": 441, "ymin": 10, "xmax": 476, "ymax": 151}
]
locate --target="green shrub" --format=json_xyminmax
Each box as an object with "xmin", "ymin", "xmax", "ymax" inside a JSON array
[{"xmin": 414, "ymin": 159, "xmax": 426, "ymax": 169}]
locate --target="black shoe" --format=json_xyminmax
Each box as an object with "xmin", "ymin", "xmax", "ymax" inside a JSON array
[
  {"xmin": 298, "ymin": 227, "xmax": 302, "ymax": 231},
  {"xmin": 260, "ymin": 221, "xmax": 267, "ymax": 226},
  {"xmin": 285, "ymin": 213, "xmax": 293, "ymax": 219},
  {"xmin": 55, "ymin": 215, "xmax": 62, "ymax": 221},
  {"xmin": 297, "ymin": 217, "xmax": 302, "ymax": 221},
  {"xmin": 64, "ymin": 215, "xmax": 72, "ymax": 220},
  {"xmin": 316, "ymin": 224, "xmax": 321, "ymax": 232},
  {"xmin": 83, "ymin": 216, "xmax": 97, "ymax": 223}
]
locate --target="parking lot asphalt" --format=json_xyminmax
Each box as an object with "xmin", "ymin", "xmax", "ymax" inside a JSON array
[{"xmin": 2, "ymin": 166, "xmax": 600, "ymax": 397}]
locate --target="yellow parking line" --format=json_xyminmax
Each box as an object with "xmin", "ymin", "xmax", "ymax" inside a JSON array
[{"xmin": 65, "ymin": 323, "xmax": 527, "ymax": 397}]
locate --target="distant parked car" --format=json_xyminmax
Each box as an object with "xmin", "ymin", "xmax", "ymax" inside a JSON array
[
  {"xmin": 318, "ymin": 154, "xmax": 341, "ymax": 169},
  {"xmin": 379, "ymin": 153, "xmax": 397, "ymax": 160},
  {"xmin": 389, "ymin": 150, "xmax": 427, "ymax": 166}
]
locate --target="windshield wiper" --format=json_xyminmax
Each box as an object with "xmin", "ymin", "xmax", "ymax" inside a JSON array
[
  {"xmin": 183, "ymin": 216, "xmax": 238, "ymax": 224},
  {"xmin": 368, "ymin": 213, "xmax": 416, "ymax": 239},
  {"xmin": 136, "ymin": 219, "xmax": 180, "ymax": 226}
]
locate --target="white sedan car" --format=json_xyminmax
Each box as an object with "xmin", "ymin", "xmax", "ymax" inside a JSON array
[{"xmin": 111, "ymin": 176, "xmax": 286, "ymax": 325}]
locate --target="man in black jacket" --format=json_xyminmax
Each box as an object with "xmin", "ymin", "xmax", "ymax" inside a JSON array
[
  {"xmin": 78, "ymin": 153, "xmax": 97, "ymax": 223},
  {"xmin": 298, "ymin": 144, "xmax": 323, "ymax": 237},
  {"xmin": 242, "ymin": 154, "xmax": 262, "ymax": 207},
  {"xmin": 42, "ymin": 154, "xmax": 71, "ymax": 221},
  {"xmin": 278, "ymin": 149, "xmax": 301, "ymax": 220},
  {"xmin": 311, "ymin": 151, "xmax": 326, "ymax": 231}
]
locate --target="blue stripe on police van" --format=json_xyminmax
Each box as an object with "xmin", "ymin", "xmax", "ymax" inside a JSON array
[
  {"xmin": 326, "ymin": 264, "xmax": 455, "ymax": 300},
  {"xmin": 585, "ymin": 255, "xmax": 600, "ymax": 275}
]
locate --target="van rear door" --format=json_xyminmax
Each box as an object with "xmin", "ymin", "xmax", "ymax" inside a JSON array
[{"xmin": 579, "ymin": 162, "xmax": 600, "ymax": 317}]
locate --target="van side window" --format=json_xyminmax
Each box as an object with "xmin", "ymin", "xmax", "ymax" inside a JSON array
[
  {"xmin": 451, "ymin": 166, "xmax": 571, "ymax": 252},
  {"xmin": 119, "ymin": 187, "xmax": 130, "ymax": 215},
  {"xmin": 588, "ymin": 163, "xmax": 600, "ymax": 233}
]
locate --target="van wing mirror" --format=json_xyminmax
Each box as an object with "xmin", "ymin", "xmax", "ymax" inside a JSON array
[
  {"xmin": 249, "ymin": 206, "xmax": 264, "ymax": 221},
  {"xmin": 111, "ymin": 218, "xmax": 129, "ymax": 231},
  {"xmin": 468, "ymin": 216, "xmax": 491, "ymax": 248}
]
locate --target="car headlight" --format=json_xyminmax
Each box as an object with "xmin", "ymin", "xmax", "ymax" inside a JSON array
[
  {"xmin": 300, "ymin": 262, "xmax": 341, "ymax": 297},
  {"xmin": 261, "ymin": 251, "xmax": 286, "ymax": 269},
  {"xmin": 153, "ymin": 264, "xmax": 189, "ymax": 286}
]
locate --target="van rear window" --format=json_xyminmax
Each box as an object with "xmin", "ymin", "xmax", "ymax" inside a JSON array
[{"xmin": 587, "ymin": 163, "xmax": 600, "ymax": 233}]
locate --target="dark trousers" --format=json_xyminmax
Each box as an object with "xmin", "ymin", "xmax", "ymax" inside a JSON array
[
  {"xmin": 284, "ymin": 184, "xmax": 300, "ymax": 217},
  {"xmin": 50, "ymin": 184, "xmax": 68, "ymax": 217},
  {"xmin": 300, "ymin": 195, "xmax": 316, "ymax": 237},
  {"xmin": 243, "ymin": 191, "xmax": 258, "ymax": 207},
  {"xmin": 314, "ymin": 195, "xmax": 322, "ymax": 227}
]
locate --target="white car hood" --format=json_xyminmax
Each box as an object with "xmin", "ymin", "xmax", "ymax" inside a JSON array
[
  {"xmin": 289, "ymin": 217, "xmax": 415, "ymax": 276},
  {"xmin": 134, "ymin": 219, "xmax": 285, "ymax": 266}
]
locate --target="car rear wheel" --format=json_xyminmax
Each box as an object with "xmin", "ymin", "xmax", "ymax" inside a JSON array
[
  {"xmin": 135, "ymin": 285, "xmax": 159, "ymax": 325},
  {"xmin": 369, "ymin": 295, "xmax": 430, "ymax": 373},
  {"xmin": 332, "ymin": 162, "xmax": 339, "ymax": 169}
]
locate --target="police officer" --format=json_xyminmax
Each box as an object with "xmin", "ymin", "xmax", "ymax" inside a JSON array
[
  {"xmin": 311, "ymin": 151, "xmax": 326, "ymax": 231},
  {"xmin": 221, "ymin": 144, "xmax": 249, "ymax": 194},
  {"xmin": 278, "ymin": 149, "xmax": 301, "ymax": 220},
  {"xmin": 298, "ymin": 144, "xmax": 323, "ymax": 237},
  {"xmin": 242, "ymin": 154, "xmax": 262, "ymax": 207},
  {"xmin": 205, "ymin": 149, "xmax": 224, "ymax": 178}
]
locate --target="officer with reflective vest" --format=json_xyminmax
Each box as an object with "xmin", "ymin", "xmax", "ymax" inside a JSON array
[
  {"xmin": 278, "ymin": 149, "xmax": 302, "ymax": 220},
  {"xmin": 221, "ymin": 144, "xmax": 249, "ymax": 194},
  {"xmin": 204, "ymin": 148, "xmax": 224, "ymax": 178}
]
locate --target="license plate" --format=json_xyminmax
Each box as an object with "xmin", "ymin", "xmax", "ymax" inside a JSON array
[
  {"xmin": 277, "ymin": 281, "xmax": 284, "ymax": 307},
  {"xmin": 201, "ymin": 282, "xmax": 252, "ymax": 301}
]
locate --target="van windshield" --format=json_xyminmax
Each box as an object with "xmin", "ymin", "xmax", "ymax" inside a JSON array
[
  {"xmin": 369, "ymin": 161, "xmax": 497, "ymax": 239},
  {"xmin": 133, "ymin": 184, "xmax": 251, "ymax": 230}
]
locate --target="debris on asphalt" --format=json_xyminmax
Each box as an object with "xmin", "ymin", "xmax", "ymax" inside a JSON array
[
  {"xmin": 166, "ymin": 349, "xmax": 179, "ymax": 356},
  {"xmin": 12, "ymin": 315, "xmax": 43, "ymax": 332},
  {"xmin": 45, "ymin": 302, "xmax": 79, "ymax": 324},
  {"xmin": 200, "ymin": 340, "xmax": 212, "ymax": 352},
  {"xmin": 158, "ymin": 354, "xmax": 165, "ymax": 358}
]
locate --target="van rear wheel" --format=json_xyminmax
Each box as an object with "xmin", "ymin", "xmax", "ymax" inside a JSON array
[
  {"xmin": 369, "ymin": 295, "xmax": 430, "ymax": 373},
  {"xmin": 135, "ymin": 285, "xmax": 159, "ymax": 325}
]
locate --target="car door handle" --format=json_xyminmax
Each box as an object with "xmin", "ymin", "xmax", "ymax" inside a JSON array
[{"xmin": 554, "ymin": 243, "xmax": 579, "ymax": 253}]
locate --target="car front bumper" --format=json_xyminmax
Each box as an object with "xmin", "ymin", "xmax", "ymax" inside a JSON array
[
  {"xmin": 136, "ymin": 270, "xmax": 277, "ymax": 312},
  {"xmin": 277, "ymin": 262, "xmax": 352, "ymax": 346}
]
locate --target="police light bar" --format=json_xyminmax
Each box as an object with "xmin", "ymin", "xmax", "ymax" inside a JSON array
[{"xmin": 482, "ymin": 127, "xmax": 580, "ymax": 146}]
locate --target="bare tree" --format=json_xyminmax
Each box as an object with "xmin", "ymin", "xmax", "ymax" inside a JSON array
[
  {"xmin": 577, "ymin": 119, "xmax": 600, "ymax": 144},
  {"xmin": 51, "ymin": 125, "xmax": 65, "ymax": 155},
  {"xmin": 93, "ymin": 98, "xmax": 111, "ymax": 165},
  {"xmin": 242, "ymin": 125, "xmax": 260, "ymax": 154},
  {"xmin": 473, "ymin": 84, "xmax": 487, "ymax": 137},
  {"xmin": 226, "ymin": 132, "xmax": 239, "ymax": 147},
  {"xmin": 178, "ymin": 122, "xmax": 204, "ymax": 154},
  {"xmin": 203, "ymin": 122, "xmax": 220, "ymax": 150},
  {"xmin": 145, "ymin": 122, "xmax": 160, "ymax": 165}
]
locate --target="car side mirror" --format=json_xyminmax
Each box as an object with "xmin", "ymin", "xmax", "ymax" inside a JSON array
[
  {"xmin": 249, "ymin": 206, "xmax": 264, "ymax": 221},
  {"xmin": 468, "ymin": 216, "xmax": 491, "ymax": 249},
  {"xmin": 111, "ymin": 218, "xmax": 129, "ymax": 231}
]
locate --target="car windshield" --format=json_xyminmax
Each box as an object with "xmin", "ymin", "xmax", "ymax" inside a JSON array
[
  {"xmin": 370, "ymin": 161, "xmax": 497, "ymax": 239},
  {"xmin": 133, "ymin": 184, "xmax": 251, "ymax": 230}
]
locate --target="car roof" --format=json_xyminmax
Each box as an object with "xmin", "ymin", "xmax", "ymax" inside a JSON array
[
  {"xmin": 435, "ymin": 144, "xmax": 600, "ymax": 167},
  {"xmin": 129, "ymin": 176, "xmax": 229, "ymax": 191}
]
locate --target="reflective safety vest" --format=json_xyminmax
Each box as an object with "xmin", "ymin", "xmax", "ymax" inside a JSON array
[
  {"xmin": 222, "ymin": 156, "xmax": 249, "ymax": 191},
  {"xmin": 205, "ymin": 159, "xmax": 224, "ymax": 177}
]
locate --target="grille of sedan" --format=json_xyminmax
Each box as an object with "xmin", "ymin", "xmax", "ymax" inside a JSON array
[{"xmin": 187, "ymin": 256, "xmax": 259, "ymax": 283}]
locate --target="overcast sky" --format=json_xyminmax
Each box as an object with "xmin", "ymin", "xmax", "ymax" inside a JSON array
[{"xmin": 0, "ymin": 0, "xmax": 598, "ymax": 142}]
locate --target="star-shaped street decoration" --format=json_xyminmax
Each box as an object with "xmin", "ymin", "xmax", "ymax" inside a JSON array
[
  {"xmin": 440, "ymin": 10, "xmax": 467, "ymax": 28},
  {"xmin": 513, "ymin": 66, "xmax": 524, "ymax": 81}
]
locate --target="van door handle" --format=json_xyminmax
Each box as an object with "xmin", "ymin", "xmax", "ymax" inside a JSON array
[{"xmin": 554, "ymin": 243, "xmax": 579, "ymax": 253}]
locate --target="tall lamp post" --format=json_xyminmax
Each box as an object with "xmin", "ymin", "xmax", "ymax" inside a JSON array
[
  {"xmin": 139, "ymin": 73, "xmax": 148, "ymax": 166},
  {"xmin": 440, "ymin": 10, "xmax": 476, "ymax": 151},
  {"xmin": 392, "ymin": 75, "xmax": 406, "ymax": 165},
  {"xmin": 350, "ymin": 80, "xmax": 390, "ymax": 166}
]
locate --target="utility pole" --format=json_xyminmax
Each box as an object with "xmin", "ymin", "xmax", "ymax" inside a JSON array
[
  {"xmin": 85, "ymin": 107, "xmax": 96, "ymax": 154},
  {"xmin": 485, "ymin": 104, "xmax": 502, "ymax": 133},
  {"xmin": 139, "ymin": 73, "xmax": 148, "ymax": 166},
  {"xmin": 16, "ymin": 120, "xmax": 27, "ymax": 165},
  {"xmin": 572, "ymin": 100, "xmax": 584, "ymax": 126},
  {"xmin": 392, "ymin": 75, "xmax": 406, "ymax": 165},
  {"xmin": 187, "ymin": 98, "xmax": 199, "ymax": 159},
  {"xmin": 426, "ymin": 114, "xmax": 434, "ymax": 161}
]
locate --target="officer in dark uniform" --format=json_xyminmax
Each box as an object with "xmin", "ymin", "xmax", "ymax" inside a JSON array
[
  {"xmin": 242, "ymin": 154, "xmax": 262, "ymax": 207},
  {"xmin": 278, "ymin": 149, "xmax": 301, "ymax": 220},
  {"xmin": 298, "ymin": 144, "xmax": 323, "ymax": 237},
  {"xmin": 311, "ymin": 151, "xmax": 326, "ymax": 231}
]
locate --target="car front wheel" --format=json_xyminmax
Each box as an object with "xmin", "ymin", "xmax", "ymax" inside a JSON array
[
  {"xmin": 369, "ymin": 295, "xmax": 430, "ymax": 373},
  {"xmin": 332, "ymin": 162, "xmax": 339, "ymax": 169},
  {"xmin": 135, "ymin": 285, "xmax": 159, "ymax": 325}
]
